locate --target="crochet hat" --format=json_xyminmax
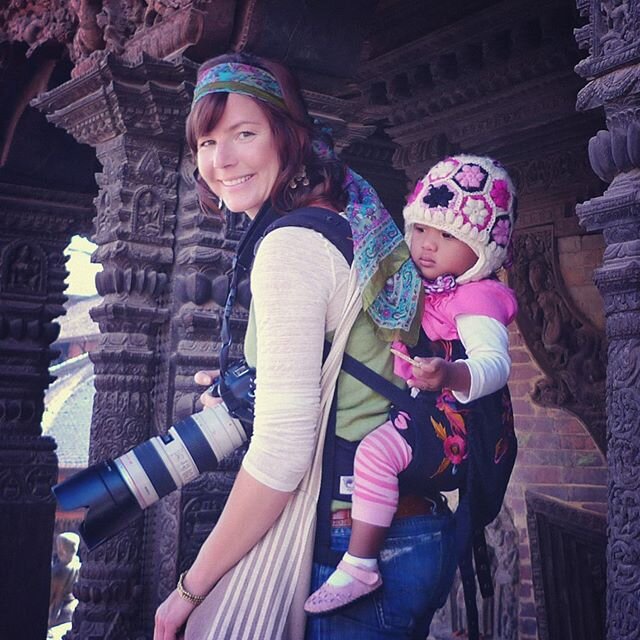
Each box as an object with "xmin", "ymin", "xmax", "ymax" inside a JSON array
[{"xmin": 403, "ymin": 155, "xmax": 517, "ymax": 285}]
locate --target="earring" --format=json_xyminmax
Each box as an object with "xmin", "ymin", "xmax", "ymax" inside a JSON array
[
  {"xmin": 288, "ymin": 166, "xmax": 310, "ymax": 189},
  {"xmin": 218, "ymin": 196, "xmax": 226, "ymax": 211}
]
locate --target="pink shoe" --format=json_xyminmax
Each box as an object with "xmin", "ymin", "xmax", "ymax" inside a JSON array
[{"xmin": 304, "ymin": 560, "xmax": 382, "ymax": 615}]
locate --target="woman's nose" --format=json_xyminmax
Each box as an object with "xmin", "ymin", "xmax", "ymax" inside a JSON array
[{"xmin": 212, "ymin": 141, "xmax": 235, "ymax": 168}]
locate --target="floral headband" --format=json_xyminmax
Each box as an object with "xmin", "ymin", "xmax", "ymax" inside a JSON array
[{"xmin": 192, "ymin": 62, "xmax": 287, "ymax": 110}]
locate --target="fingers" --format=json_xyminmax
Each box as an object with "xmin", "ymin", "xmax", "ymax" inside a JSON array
[
  {"xmin": 412, "ymin": 357, "xmax": 437, "ymax": 372},
  {"xmin": 154, "ymin": 594, "xmax": 190, "ymax": 640},
  {"xmin": 153, "ymin": 611, "xmax": 166, "ymax": 640},
  {"xmin": 194, "ymin": 369, "xmax": 219, "ymax": 386},
  {"xmin": 195, "ymin": 370, "xmax": 223, "ymax": 409},
  {"xmin": 200, "ymin": 393, "xmax": 224, "ymax": 409},
  {"xmin": 407, "ymin": 357, "xmax": 444, "ymax": 391}
]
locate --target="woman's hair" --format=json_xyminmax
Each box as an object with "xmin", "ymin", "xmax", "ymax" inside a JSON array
[{"xmin": 186, "ymin": 52, "xmax": 346, "ymax": 214}]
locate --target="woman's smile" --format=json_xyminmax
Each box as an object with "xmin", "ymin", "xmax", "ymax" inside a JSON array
[{"xmin": 220, "ymin": 174, "xmax": 255, "ymax": 187}]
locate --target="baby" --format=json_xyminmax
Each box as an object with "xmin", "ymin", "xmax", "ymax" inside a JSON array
[{"xmin": 305, "ymin": 155, "xmax": 518, "ymax": 614}]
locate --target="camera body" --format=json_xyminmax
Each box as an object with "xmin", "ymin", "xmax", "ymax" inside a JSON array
[
  {"xmin": 212, "ymin": 360, "xmax": 256, "ymax": 429},
  {"xmin": 54, "ymin": 361, "xmax": 257, "ymax": 550}
]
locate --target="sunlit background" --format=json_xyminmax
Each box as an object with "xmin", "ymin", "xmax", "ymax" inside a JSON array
[{"xmin": 64, "ymin": 236, "xmax": 99, "ymax": 296}]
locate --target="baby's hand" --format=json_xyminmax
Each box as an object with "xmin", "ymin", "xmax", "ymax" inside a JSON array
[{"xmin": 407, "ymin": 357, "xmax": 449, "ymax": 392}]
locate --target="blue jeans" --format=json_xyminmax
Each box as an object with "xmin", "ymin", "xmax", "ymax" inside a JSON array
[{"xmin": 306, "ymin": 513, "xmax": 457, "ymax": 639}]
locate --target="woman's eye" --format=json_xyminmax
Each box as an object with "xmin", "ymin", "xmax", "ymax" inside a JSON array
[
  {"xmin": 199, "ymin": 139, "xmax": 215, "ymax": 148},
  {"xmin": 238, "ymin": 131, "xmax": 256, "ymax": 140}
]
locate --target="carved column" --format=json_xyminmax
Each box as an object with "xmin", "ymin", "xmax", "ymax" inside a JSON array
[
  {"xmin": 144, "ymin": 145, "xmax": 242, "ymax": 620},
  {"xmin": 0, "ymin": 184, "xmax": 92, "ymax": 640},
  {"xmin": 574, "ymin": 2, "xmax": 640, "ymax": 638},
  {"xmin": 34, "ymin": 54, "xmax": 195, "ymax": 639}
]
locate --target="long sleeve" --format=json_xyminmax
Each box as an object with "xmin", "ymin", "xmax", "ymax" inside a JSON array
[
  {"xmin": 451, "ymin": 314, "xmax": 511, "ymax": 404},
  {"xmin": 241, "ymin": 226, "xmax": 350, "ymax": 491}
]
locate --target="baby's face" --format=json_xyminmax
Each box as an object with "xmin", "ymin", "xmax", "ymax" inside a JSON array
[{"xmin": 410, "ymin": 224, "xmax": 477, "ymax": 280}]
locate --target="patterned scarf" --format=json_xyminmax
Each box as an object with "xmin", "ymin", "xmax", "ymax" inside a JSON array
[
  {"xmin": 341, "ymin": 166, "xmax": 422, "ymax": 344},
  {"xmin": 193, "ymin": 62, "xmax": 423, "ymax": 344}
]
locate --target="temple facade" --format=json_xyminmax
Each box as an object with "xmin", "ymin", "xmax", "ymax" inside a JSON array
[{"xmin": 0, "ymin": 1, "xmax": 637, "ymax": 639}]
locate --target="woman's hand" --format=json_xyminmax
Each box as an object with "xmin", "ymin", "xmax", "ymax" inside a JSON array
[
  {"xmin": 153, "ymin": 590, "xmax": 197, "ymax": 640},
  {"xmin": 194, "ymin": 369, "xmax": 223, "ymax": 409}
]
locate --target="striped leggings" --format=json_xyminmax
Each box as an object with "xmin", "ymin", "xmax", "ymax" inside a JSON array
[{"xmin": 351, "ymin": 413, "xmax": 414, "ymax": 527}]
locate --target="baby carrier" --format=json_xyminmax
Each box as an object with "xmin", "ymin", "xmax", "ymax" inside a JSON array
[{"xmin": 230, "ymin": 204, "xmax": 517, "ymax": 640}]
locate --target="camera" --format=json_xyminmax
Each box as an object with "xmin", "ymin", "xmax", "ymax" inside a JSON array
[{"xmin": 53, "ymin": 362, "xmax": 256, "ymax": 551}]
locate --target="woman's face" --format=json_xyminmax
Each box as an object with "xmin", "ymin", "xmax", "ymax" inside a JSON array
[{"xmin": 196, "ymin": 93, "xmax": 281, "ymax": 218}]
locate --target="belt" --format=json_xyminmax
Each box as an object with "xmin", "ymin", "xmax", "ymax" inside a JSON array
[{"xmin": 331, "ymin": 494, "xmax": 444, "ymax": 528}]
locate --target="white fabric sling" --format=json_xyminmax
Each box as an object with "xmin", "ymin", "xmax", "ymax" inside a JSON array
[{"xmin": 185, "ymin": 264, "xmax": 363, "ymax": 640}]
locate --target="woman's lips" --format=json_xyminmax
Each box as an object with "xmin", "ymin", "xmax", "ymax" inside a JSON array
[{"xmin": 221, "ymin": 174, "xmax": 254, "ymax": 187}]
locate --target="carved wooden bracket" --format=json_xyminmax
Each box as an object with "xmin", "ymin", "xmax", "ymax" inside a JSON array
[{"xmin": 508, "ymin": 226, "xmax": 606, "ymax": 453}]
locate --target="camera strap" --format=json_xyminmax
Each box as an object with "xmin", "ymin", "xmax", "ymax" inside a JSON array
[{"xmin": 219, "ymin": 203, "xmax": 281, "ymax": 374}]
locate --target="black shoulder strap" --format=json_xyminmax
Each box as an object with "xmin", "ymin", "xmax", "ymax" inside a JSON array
[
  {"xmin": 221, "ymin": 206, "xmax": 351, "ymax": 373},
  {"xmin": 338, "ymin": 348, "xmax": 418, "ymax": 415},
  {"xmin": 264, "ymin": 207, "xmax": 353, "ymax": 265}
]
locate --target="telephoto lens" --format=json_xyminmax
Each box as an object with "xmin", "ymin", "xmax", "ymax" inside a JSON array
[{"xmin": 54, "ymin": 402, "xmax": 250, "ymax": 550}]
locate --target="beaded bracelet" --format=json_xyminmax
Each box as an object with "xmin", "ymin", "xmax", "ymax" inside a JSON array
[{"xmin": 177, "ymin": 571, "xmax": 206, "ymax": 606}]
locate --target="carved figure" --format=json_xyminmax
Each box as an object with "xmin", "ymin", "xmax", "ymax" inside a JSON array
[
  {"xmin": 70, "ymin": 0, "xmax": 104, "ymax": 60},
  {"xmin": 527, "ymin": 258, "xmax": 571, "ymax": 367},
  {"xmin": 143, "ymin": 0, "xmax": 182, "ymax": 27},
  {"xmin": 135, "ymin": 189, "xmax": 162, "ymax": 234},
  {"xmin": 96, "ymin": 0, "xmax": 129, "ymax": 54},
  {"xmin": 8, "ymin": 244, "xmax": 42, "ymax": 291},
  {"xmin": 565, "ymin": 326, "xmax": 606, "ymax": 402},
  {"xmin": 48, "ymin": 532, "xmax": 81, "ymax": 629},
  {"xmin": 600, "ymin": 0, "xmax": 632, "ymax": 53}
]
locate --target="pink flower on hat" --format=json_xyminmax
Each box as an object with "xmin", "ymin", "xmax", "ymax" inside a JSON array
[
  {"xmin": 456, "ymin": 164, "xmax": 485, "ymax": 188},
  {"xmin": 462, "ymin": 197, "xmax": 491, "ymax": 227},
  {"xmin": 491, "ymin": 218, "xmax": 511, "ymax": 246},
  {"xmin": 490, "ymin": 179, "xmax": 511, "ymax": 210}
]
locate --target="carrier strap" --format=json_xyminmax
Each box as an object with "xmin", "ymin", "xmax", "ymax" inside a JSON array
[
  {"xmin": 338, "ymin": 349, "xmax": 418, "ymax": 415},
  {"xmin": 220, "ymin": 205, "xmax": 352, "ymax": 376}
]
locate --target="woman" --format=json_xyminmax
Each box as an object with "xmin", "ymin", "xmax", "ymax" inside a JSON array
[{"xmin": 153, "ymin": 52, "xmax": 457, "ymax": 640}]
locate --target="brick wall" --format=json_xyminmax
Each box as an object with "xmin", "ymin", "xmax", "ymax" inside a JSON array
[
  {"xmin": 505, "ymin": 323, "xmax": 607, "ymax": 640},
  {"xmin": 557, "ymin": 233, "xmax": 606, "ymax": 331}
]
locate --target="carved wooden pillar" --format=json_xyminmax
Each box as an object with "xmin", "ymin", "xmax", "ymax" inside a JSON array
[
  {"xmin": 34, "ymin": 54, "xmax": 195, "ymax": 639},
  {"xmin": 143, "ymin": 144, "xmax": 242, "ymax": 619},
  {"xmin": 0, "ymin": 184, "xmax": 92, "ymax": 640},
  {"xmin": 574, "ymin": 2, "xmax": 640, "ymax": 638}
]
